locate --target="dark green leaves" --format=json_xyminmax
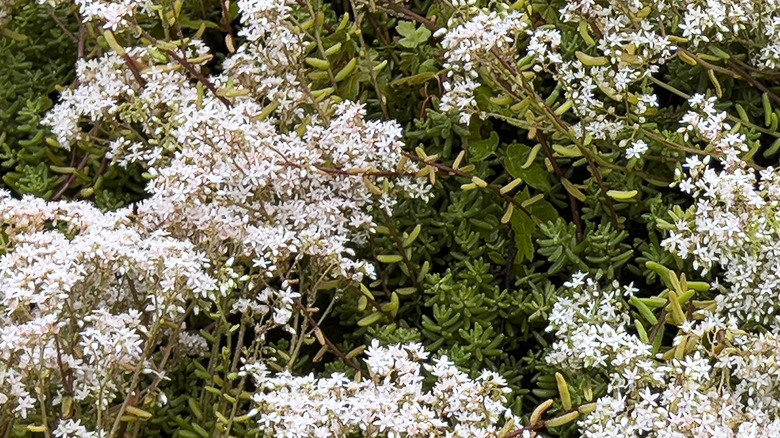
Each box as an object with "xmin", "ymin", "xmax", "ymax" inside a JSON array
[
  {"xmin": 396, "ymin": 21, "xmax": 431, "ymax": 49},
  {"xmin": 468, "ymin": 131, "xmax": 499, "ymax": 162},
  {"xmin": 505, "ymin": 144, "xmax": 552, "ymax": 192},
  {"xmin": 510, "ymin": 190, "xmax": 536, "ymax": 263}
]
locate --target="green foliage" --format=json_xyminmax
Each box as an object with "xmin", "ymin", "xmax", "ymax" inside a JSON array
[
  {"xmin": 505, "ymin": 144, "xmax": 552, "ymax": 193},
  {"xmin": 0, "ymin": 1, "xmax": 76, "ymax": 197},
  {"xmin": 395, "ymin": 21, "xmax": 431, "ymax": 49}
]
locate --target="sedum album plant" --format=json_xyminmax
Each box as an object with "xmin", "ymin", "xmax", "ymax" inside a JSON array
[
  {"xmin": 246, "ymin": 341, "xmax": 520, "ymax": 437},
  {"xmin": 6, "ymin": 0, "xmax": 780, "ymax": 436},
  {"xmin": 0, "ymin": 0, "xmax": 437, "ymax": 435},
  {"xmin": 547, "ymin": 273, "xmax": 780, "ymax": 437}
]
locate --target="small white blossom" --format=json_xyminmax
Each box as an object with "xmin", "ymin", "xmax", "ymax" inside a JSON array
[
  {"xmin": 626, "ymin": 139, "xmax": 649, "ymax": 159},
  {"xmin": 664, "ymin": 95, "xmax": 780, "ymax": 327}
]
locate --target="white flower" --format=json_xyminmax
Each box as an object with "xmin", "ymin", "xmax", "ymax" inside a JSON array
[
  {"xmin": 549, "ymin": 275, "xmax": 780, "ymax": 437},
  {"xmin": 248, "ymin": 342, "xmax": 520, "ymax": 437},
  {"xmin": 663, "ymin": 95, "xmax": 780, "ymax": 327},
  {"xmin": 438, "ymin": 9, "xmax": 528, "ymax": 124},
  {"xmin": 626, "ymin": 139, "xmax": 649, "ymax": 159}
]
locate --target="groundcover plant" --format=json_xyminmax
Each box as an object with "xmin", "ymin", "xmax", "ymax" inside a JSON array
[{"xmin": 4, "ymin": 0, "xmax": 780, "ymax": 436}]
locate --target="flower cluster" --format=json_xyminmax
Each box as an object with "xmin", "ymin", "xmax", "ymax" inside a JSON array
[
  {"xmin": 43, "ymin": 37, "xmax": 428, "ymax": 296},
  {"xmin": 0, "ymin": 191, "xmax": 215, "ymax": 421},
  {"xmin": 538, "ymin": 0, "xmax": 673, "ymax": 144},
  {"xmin": 666, "ymin": 0, "xmax": 780, "ymax": 70},
  {"xmin": 223, "ymin": 0, "xmax": 308, "ymax": 121},
  {"xmin": 44, "ymin": 41, "xmax": 212, "ymax": 153},
  {"xmin": 436, "ymin": 0, "xmax": 671, "ymax": 161},
  {"xmin": 435, "ymin": 0, "xmax": 780, "ymax": 147},
  {"xmin": 246, "ymin": 341, "xmax": 518, "ymax": 438},
  {"xmin": 548, "ymin": 277, "xmax": 780, "ymax": 437},
  {"xmin": 437, "ymin": 7, "xmax": 528, "ymax": 124},
  {"xmin": 546, "ymin": 273, "xmax": 660, "ymax": 389},
  {"xmin": 664, "ymin": 95, "xmax": 780, "ymax": 327},
  {"xmin": 41, "ymin": 0, "xmax": 153, "ymax": 30},
  {"xmin": 2, "ymin": 0, "xmax": 428, "ymax": 431}
]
